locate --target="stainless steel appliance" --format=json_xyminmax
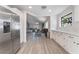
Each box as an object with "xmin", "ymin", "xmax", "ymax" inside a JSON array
[
  {"xmin": 11, "ymin": 15, "xmax": 20, "ymax": 53},
  {"xmin": 0, "ymin": 13, "xmax": 20, "ymax": 54}
]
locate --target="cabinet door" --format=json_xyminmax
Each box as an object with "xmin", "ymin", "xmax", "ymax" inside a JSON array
[
  {"xmin": 61, "ymin": 33, "xmax": 69, "ymax": 48},
  {"xmin": 52, "ymin": 31, "xmax": 56, "ymax": 40},
  {"xmin": 68, "ymin": 35, "xmax": 79, "ymax": 54},
  {"xmin": 56, "ymin": 32, "xmax": 64, "ymax": 47},
  {"xmin": 63, "ymin": 34, "xmax": 79, "ymax": 54}
]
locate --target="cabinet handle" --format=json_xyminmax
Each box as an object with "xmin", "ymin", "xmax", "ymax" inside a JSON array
[
  {"xmin": 73, "ymin": 42, "xmax": 76, "ymax": 43},
  {"xmin": 69, "ymin": 36, "xmax": 74, "ymax": 38},
  {"xmin": 73, "ymin": 42, "xmax": 79, "ymax": 45},
  {"xmin": 77, "ymin": 43, "xmax": 79, "ymax": 45}
]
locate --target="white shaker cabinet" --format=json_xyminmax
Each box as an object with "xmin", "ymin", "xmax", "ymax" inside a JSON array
[
  {"xmin": 51, "ymin": 30, "xmax": 79, "ymax": 54},
  {"xmin": 67, "ymin": 35, "xmax": 79, "ymax": 53}
]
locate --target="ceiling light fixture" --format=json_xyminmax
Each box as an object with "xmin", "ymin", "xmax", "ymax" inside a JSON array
[
  {"xmin": 28, "ymin": 6, "xmax": 32, "ymax": 9},
  {"xmin": 48, "ymin": 9, "xmax": 52, "ymax": 12},
  {"xmin": 41, "ymin": 6, "xmax": 47, "ymax": 9}
]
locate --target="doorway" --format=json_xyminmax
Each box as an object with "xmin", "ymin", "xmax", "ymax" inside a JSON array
[
  {"xmin": 43, "ymin": 16, "xmax": 50, "ymax": 39},
  {"xmin": 26, "ymin": 14, "xmax": 43, "ymax": 41}
]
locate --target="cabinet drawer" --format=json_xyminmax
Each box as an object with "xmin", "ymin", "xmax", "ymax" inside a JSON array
[
  {"xmin": 65, "ymin": 34, "xmax": 79, "ymax": 53},
  {"xmin": 67, "ymin": 40, "xmax": 79, "ymax": 54},
  {"xmin": 52, "ymin": 31, "xmax": 79, "ymax": 53}
]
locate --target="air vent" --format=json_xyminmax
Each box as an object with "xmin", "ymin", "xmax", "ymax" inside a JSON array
[{"xmin": 41, "ymin": 6, "xmax": 47, "ymax": 9}]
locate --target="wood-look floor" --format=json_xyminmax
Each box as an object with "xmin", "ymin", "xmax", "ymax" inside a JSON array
[{"xmin": 18, "ymin": 33, "xmax": 68, "ymax": 54}]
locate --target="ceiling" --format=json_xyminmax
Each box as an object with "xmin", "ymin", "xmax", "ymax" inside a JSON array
[
  {"xmin": 27, "ymin": 14, "xmax": 42, "ymax": 24},
  {"xmin": 8, "ymin": 5, "xmax": 70, "ymax": 22},
  {"xmin": 8, "ymin": 5, "xmax": 69, "ymax": 16},
  {"xmin": 0, "ymin": 6, "xmax": 15, "ymax": 14}
]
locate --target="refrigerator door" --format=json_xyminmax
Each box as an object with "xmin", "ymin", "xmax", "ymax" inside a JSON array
[
  {"xmin": 0, "ymin": 13, "xmax": 12, "ymax": 54},
  {"xmin": 11, "ymin": 15, "xmax": 20, "ymax": 53}
]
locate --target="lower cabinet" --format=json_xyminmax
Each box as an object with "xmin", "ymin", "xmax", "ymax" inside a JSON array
[
  {"xmin": 67, "ymin": 35, "xmax": 79, "ymax": 54},
  {"xmin": 51, "ymin": 31, "xmax": 79, "ymax": 54}
]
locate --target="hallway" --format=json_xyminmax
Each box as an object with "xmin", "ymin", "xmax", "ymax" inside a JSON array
[
  {"xmin": 18, "ymin": 33, "xmax": 68, "ymax": 54},
  {"xmin": 0, "ymin": 5, "xmax": 79, "ymax": 54}
]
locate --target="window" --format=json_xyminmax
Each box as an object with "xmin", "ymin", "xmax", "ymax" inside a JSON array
[{"xmin": 61, "ymin": 12, "xmax": 72, "ymax": 27}]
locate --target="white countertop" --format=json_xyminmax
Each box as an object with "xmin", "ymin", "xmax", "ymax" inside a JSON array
[{"xmin": 51, "ymin": 29, "xmax": 79, "ymax": 37}]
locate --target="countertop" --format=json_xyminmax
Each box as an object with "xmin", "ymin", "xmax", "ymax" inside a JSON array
[{"xmin": 51, "ymin": 29, "xmax": 79, "ymax": 37}]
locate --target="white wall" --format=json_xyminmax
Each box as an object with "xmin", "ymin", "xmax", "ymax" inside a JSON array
[
  {"xmin": 50, "ymin": 15, "xmax": 57, "ymax": 39},
  {"xmin": 50, "ymin": 6, "xmax": 75, "ymax": 39},
  {"xmin": 55, "ymin": 6, "xmax": 79, "ymax": 34},
  {"xmin": 74, "ymin": 6, "xmax": 79, "ymax": 22},
  {"xmin": 57, "ymin": 6, "xmax": 74, "ymax": 30},
  {"xmin": 50, "ymin": 15, "xmax": 57, "ymax": 30},
  {"xmin": 20, "ymin": 12, "xmax": 27, "ymax": 43}
]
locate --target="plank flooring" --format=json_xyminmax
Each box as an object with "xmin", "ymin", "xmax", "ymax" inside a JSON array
[{"xmin": 18, "ymin": 33, "xmax": 68, "ymax": 54}]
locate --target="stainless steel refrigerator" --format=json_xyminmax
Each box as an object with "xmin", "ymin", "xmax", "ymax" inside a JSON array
[{"xmin": 0, "ymin": 13, "xmax": 20, "ymax": 54}]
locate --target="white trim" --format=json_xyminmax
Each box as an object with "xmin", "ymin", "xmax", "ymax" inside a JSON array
[
  {"xmin": 1, "ymin": 5, "xmax": 22, "ymax": 15},
  {"xmin": 0, "ymin": 11, "xmax": 17, "ymax": 16},
  {"xmin": 27, "ymin": 11, "xmax": 38, "ymax": 17}
]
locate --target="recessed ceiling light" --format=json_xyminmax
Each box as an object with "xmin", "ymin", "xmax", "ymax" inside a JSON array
[
  {"xmin": 41, "ymin": 6, "xmax": 47, "ymax": 9},
  {"xmin": 48, "ymin": 9, "xmax": 52, "ymax": 12},
  {"xmin": 28, "ymin": 6, "xmax": 32, "ymax": 9}
]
